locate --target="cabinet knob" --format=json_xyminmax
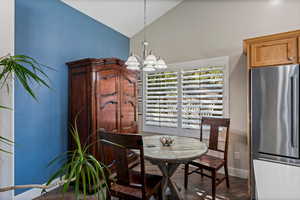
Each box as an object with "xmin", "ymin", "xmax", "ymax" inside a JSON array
[{"xmin": 288, "ymin": 56, "xmax": 294, "ymax": 61}]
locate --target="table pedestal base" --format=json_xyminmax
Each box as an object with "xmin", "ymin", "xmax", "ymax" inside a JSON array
[{"xmin": 157, "ymin": 163, "xmax": 183, "ymax": 200}]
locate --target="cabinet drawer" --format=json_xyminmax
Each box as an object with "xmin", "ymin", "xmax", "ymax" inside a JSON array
[{"xmin": 250, "ymin": 38, "xmax": 297, "ymax": 67}]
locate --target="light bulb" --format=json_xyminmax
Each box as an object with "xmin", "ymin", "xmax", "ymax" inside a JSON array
[
  {"xmin": 143, "ymin": 65, "xmax": 156, "ymax": 72},
  {"xmin": 127, "ymin": 64, "xmax": 140, "ymax": 71},
  {"xmin": 125, "ymin": 55, "xmax": 139, "ymax": 66},
  {"xmin": 143, "ymin": 54, "xmax": 157, "ymax": 66},
  {"xmin": 156, "ymin": 58, "xmax": 167, "ymax": 69}
]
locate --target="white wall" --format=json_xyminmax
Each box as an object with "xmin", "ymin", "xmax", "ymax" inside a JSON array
[
  {"xmin": 0, "ymin": 0, "xmax": 15, "ymax": 199},
  {"xmin": 132, "ymin": 0, "xmax": 300, "ymax": 174}
]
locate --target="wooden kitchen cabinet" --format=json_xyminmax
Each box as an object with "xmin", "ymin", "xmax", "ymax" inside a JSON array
[
  {"xmin": 250, "ymin": 38, "xmax": 297, "ymax": 67},
  {"xmin": 67, "ymin": 58, "xmax": 138, "ymax": 165},
  {"xmin": 244, "ymin": 29, "xmax": 300, "ymax": 68},
  {"xmin": 298, "ymin": 37, "xmax": 300, "ymax": 63}
]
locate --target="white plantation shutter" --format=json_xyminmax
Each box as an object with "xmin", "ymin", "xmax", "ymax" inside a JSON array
[
  {"xmin": 145, "ymin": 71, "xmax": 179, "ymax": 128},
  {"xmin": 143, "ymin": 57, "xmax": 228, "ymax": 136},
  {"xmin": 181, "ymin": 66, "xmax": 225, "ymax": 129}
]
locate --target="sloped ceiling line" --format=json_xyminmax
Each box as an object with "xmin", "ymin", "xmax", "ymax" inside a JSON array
[{"xmin": 62, "ymin": 0, "xmax": 183, "ymax": 37}]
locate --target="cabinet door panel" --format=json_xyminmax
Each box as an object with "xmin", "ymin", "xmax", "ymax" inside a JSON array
[
  {"xmin": 69, "ymin": 71, "xmax": 89, "ymax": 148},
  {"xmin": 96, "ymin": 70, "xmax": 119, "ymax": 165},
  {"xmin": 120, "ymin": 72, "xmax": 137, "ymax": 133},
  {"xmin": 251, "ymin": 38, "xmax": 297, "ymax": 67},
  {"xmin": 97, "ymin": 70, "xmax": 119, "ymax": 133}
]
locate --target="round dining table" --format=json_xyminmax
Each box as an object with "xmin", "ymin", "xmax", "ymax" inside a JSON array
[{"xmin": 141, "ymin": 135, "xmax": 208, "ymax": 200}]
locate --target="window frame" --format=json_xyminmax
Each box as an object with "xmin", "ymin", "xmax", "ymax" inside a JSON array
[{"xmin": 142, "ymin": 56, "xmax": 230, "ymax": 137}]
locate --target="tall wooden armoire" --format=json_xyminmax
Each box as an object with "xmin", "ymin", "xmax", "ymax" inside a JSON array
[{"xmin": 67, "ymin": 58, "xmax": 138, "ymax": 164}]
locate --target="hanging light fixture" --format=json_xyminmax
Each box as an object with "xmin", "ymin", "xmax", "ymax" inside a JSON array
[{"xmin": 125, "ymin": 0, "xmax": 167, "ymax": 71}]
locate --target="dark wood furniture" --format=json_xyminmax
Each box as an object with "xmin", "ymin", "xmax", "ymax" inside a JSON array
[
  {"xmin": 184, "ymin": 117, "xmax": 230, "ymax": 200},
  {"xmin": 99, "ymin": 130, "xmax": 163, "ymax": 200},
  {"xmin": 67, "ymin": 58, "xmax": 138, "ymax": 165}
]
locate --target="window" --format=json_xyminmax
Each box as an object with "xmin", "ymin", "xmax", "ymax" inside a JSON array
[
  {"xmin": 145, "ymin": 71, "xmax": 178, "ymax": 127},
  {"xmin": 143, "ymin": 56, "xmax": 229, "ymax": 136},
  {"xmin": 181, "ymin": 66, "xmax": 225, "ymax": 129}
]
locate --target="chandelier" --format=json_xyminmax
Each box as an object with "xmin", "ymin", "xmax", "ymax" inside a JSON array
[{"xmin": 125, "ymin": 0, "xmax": 167, "ymax": 71}]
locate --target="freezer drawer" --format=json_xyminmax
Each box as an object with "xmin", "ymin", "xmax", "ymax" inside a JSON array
[{"xmin": 254, "ymin": 160, "xmax": 300, "ymax": 200}]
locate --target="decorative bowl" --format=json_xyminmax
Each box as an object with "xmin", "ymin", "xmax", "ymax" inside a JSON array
[{"xmin": 160, "ymin": 136, "xmax": 174, "ymax": 146}]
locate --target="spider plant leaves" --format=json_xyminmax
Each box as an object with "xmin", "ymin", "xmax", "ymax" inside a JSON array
[
  {"xmin": 81, "ymin": 167, "xmax": 87, "ymax": 197},
  {"xmin": 0, "ymin": 54, "xmax": 52, "ymax": 154},
  {"xmin": 0, "ymin": 148, "xmax": 12, "ymax": 154},
  {"xmin": 46, "ymin": 151, "xmax": 73, "ymax": 168},
  {"xmin": 47, "ymin": 120, "xmax": 108, "ymax": 200},
  {"xmin": 0, "ymin": 136, "xmax": 13, "ymax": 144},
  {"xmin": 0, "ymin": 105, "xmax": 12, "ymax": 110},
  {"xmin": 0, "ymin": 54, "xmax": 51, "ymax": 101},
  {"xmin": 46, "ymin": 162, "xmax": 70, "ymax": 186},
  {"xmin": 0, "ymin": 136, "xmax": 14, "ymax": 154}
]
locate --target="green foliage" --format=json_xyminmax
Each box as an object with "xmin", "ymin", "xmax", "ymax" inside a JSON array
[
  {"xmin": 0, "ymin": 136, "xmax": 14, "ymax": 154},
  {"xmin": 0, "ymin": 54, "xmax": 51, "ymax": 100},
  {"xmin": 47, "ymin": 119, "xmax": 109, "ymax": 200},
  {"xmin": 0, "ymin": 54, "xmax": 51, "ymax": 153}
]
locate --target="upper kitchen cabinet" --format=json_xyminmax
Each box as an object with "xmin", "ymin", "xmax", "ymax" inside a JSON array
[
  {"xmin": 298, "ymin": 36, "xmax": 300, "ymax": 63},
  {"xmin": 244, "ymin": 30, "xmax": 300, "ymax": 68},
  {"xmin": 250, "ymin": 38, "xmax": 297, "ymax": 67}
]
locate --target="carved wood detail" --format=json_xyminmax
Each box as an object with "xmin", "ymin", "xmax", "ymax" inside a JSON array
[
  {"xmin": 99, "ymin": 92, "xmax": 117, "ymax": 97},
  {"xmin": 100, "ymin": 101, "xmax": 118, "ymax": 109}
]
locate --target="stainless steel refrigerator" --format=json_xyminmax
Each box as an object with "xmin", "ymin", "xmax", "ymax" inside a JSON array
[
  {"xmin": 251, "ymin": 64, "xmax": 299, "ymax": 164},
  {"xmin": 251, "ymin": 64, "xmax": 300, "ymax": 199}
]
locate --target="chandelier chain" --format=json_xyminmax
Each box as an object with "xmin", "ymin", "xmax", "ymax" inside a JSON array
[{"xmin": 144, "ymin": 0, "xmax": 147, "ymax": 43}]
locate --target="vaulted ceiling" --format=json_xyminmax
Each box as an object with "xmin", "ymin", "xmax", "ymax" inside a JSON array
[{"xmin": 62, "ymin": 0, "xmax": 183, "ymax": 38}]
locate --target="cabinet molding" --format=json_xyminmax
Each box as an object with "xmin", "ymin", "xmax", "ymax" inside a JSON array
[{"xmin": 243, "ymin": 29, "xmax": 300, "ymax": 54}]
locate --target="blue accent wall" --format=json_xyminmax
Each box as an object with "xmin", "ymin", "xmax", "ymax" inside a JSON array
[{"xmin": 15, "ymin": 0, "xmax": 129, "ymax": 195}]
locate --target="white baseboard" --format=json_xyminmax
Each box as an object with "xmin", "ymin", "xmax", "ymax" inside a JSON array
[
  {"xmin": 14, "ymin": 178, "xmax": 60, "ymax": 200},
  {"xmin": 228, "ymin": 167, "xmax": 248, "ymax": 179},
  {"xmin": 214, "ymin": 167, "xmax": 248, "ymax": 179}
]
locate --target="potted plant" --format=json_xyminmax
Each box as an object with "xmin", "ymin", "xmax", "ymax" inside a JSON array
[
  {"xmin": 0, "ymin": 54, "xmax": 110, "ymax": 199},
  {"xmin": 47, "ymin": 118, "xmax": 109, "ymax": 200}
]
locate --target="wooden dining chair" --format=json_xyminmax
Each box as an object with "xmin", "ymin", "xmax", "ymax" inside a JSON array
[
  {"xmin": 98, "ymin": 130, "xmax": 163, "ymax": 200},
  {"xmin": 184, "ymin": 117, "xmax": 230, "ymax": 200}
]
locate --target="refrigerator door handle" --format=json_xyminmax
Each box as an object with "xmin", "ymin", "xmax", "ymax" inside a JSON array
[
  {"xmin": 294, "ymin": 72, "xmax": 299, "ymax": 150},
  {"xmin": 291, "ymin": 76, "xmax": 295, "ymax": 147},
  {"xmin": 291, "ymin": 70, "xmax": 299, "ymax": 149}
]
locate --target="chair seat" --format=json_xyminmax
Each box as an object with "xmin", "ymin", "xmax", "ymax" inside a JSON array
[
  {"xmin": 111, "ymin": 171, "xmax": 162, "ymax": 200},
  {"xmin": 190, "ymin": 154, "xmax": 225, "ymax": 170}
]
